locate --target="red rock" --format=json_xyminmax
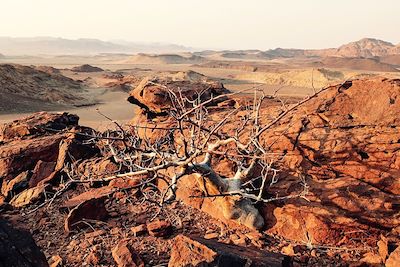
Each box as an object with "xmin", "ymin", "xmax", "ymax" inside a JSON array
[
  {"xmin": 204, "ymin": 232, "xmax": 219, "ymax": 239},
  {"xmin": 168, "ymin": 235, "xmax": 291, "ymax": 267},
  {"xmin": 64, "ymin": 196, "xmax": 108, "ymax": 233},
  {"xmin": 147, "ymin": 220, "xmax": 172, "ymax": 237},
  {"xmin": 281, "ymin": 244, "xmax": 295, "ymax": 256},
  {"xmin": 377, "ymin": 235, "xmax": 389, "ymax": 262},
  {"xmin": 361, "ymin": 252, "xmax": 382, "ymax": 265},
  {"xmin": 74, "ymin": 158, "xmax": 119, "ymax": 181},
  {"xmin": 0, "ymin": 134, "xmax": 64, "ymax": 179},
  {"xmin": 128, "ymin": 77, "xmax": 230, "ymax": 116},
  {"xmin": 112, "ymin": 240, "xmax": 144, "ymax": 267},
  {"xmin": 386, "ymin": 245, "xmax": 400, "ymax": 267},
  {"xmin": 85, "ymin": 248, "xmax": 101, "ymax": 266},
  {"xmin": 49, "ymin": 255, "xmax": 63, "ymax": 267},
  {"xmin": 0, "ymin": 112, "xmax": 79, "ymax": 142},
  {"xmin": 1, "ymin": 171, "xmax": 29, "ymax": 199},
  {"xmin": 29, "ymin": 160, "xmax": 56, "ymax": 188},
  {"xmin": 62, "ymin": 187, "xmax": 115, "ymax": 208},
  {"xmin": 109, "ymin": 176, "xmax": 143, "ymax": 189},
  {"xmin": 146, "ymin": 220, "xmax": 172, "ymax": 237},
  {"xmin": 9, "ymin": 184, "xmax": 50, "ymax": 208},
  {"xmin": 84, "ymin": 229, "xmax": 105, "ymax": 239},
  {"xmin": 130, "ymin": 224, "xmax": 147, "ymax": 237}
]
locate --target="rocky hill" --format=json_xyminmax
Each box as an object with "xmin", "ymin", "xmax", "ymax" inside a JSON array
[
  {"xmin": 0, "ymin": 64, "xmax": 84, "ymax": 113},
  {"xmin": 71, "ymin": 64, "xmax": 104, "ymax": 73},
  {"xmin": 334, "ymin": 38, "xmax": 397, "ymax": 57},
  {"xmin": 199, "ymin": 38, "xmax": 400, "ymax": 61}
]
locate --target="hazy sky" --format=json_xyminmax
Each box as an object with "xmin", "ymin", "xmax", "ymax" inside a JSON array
[{"xmin": 1, "ymin": 0, "xmax": 399, "ymax": 50}]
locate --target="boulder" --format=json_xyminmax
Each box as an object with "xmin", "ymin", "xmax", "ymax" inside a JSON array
[
  {"xmin": 168, "ymin": 235, "xmax": 292, "ymax": 267},
  {"xmin": 64, "ymin": 196, "xmax": 108, "ymax": 233},
  {"xmin": 0, "ymin": 112, "xmax": 79, "ymax": 142},
  {"xmin": 386, "ymin": 245, "xmax": 400, "ymax": 267},
  {"xmin": 127, "ymin": 77, "xmax": 231, "ymax": 117},
  {"xmin": 112, "ymin": 240, "xmax": 144, "ymax": 267},
  {"xmin": 146, "ymin": 220, "xmax": 172, "ymax": 237},
  {"xmin": 0, "ymin": 134, "xmax": 65, "ymax": 179},
  {"xmin": 1, "ymin": 171, "xmax": 29, "ymax": 199},
  {"xmin": 9, "ymin": 184, "xmax": 50, "ymax": 208}
]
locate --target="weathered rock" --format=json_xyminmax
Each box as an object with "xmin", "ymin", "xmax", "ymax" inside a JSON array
[
  {"xmin": 74, "ymin": 158, "xmax": 120, "ymax": 182},
  {"xmin": 0, "ymin": 134, "xmax": 65, "ymax": 179},
  {"xmin": 112, "ymin": 240, "xmax": 144, "ymax": 267},
  {"xmin": 146, "ymin": 220, "xmax": 172, "ymax": 237},
  {"xmin": 0, "ymin": 112, "xmax": 79, "ymax": 142},
  {"xmin": 130, "ymin": 224, "xmax": 147, "ymax": 237},
  {"xmin": 386, "ymin": 245, "xmax": 400, "ymax": 267},
  {"xmin": 61, "ymin": 187, "xmax": 115, "ymax": 209},
  {"xmin": 377, "ymin": 235, "xmax": 389, "ymax": 262},
  {"xmin": 256, "ymin": 78, "xmax": 400, "ymax": 244},
  {"xmin": 0, "ymin": 220, "xmax": 49, "ymax": 267},
  {"xmin": 9, "ymin": 184, "xmax": 50, "ymax": 208},
  {"xmin": 168, "ymin": 235, "xmax": 292, "ymax": 267},
  {"xmin": 64, "ymin": 196, "xmax": 108, "ymax": 233},
  {"xmin": 361, "ymin": 252, "xmax": 382, "ymax": 265},
  {"xmin": 1, "ymin": 171, "xmax": 29, "ymax": 199},
  {"xmin": 128, "ymin": 77, "xmax": 230, "ymax": 117},
  {"xmin": 29, "ymin": 160, "xmax": 56, "ymax": 188},
  {"xmin": 165, "ymin": 172, "xmax": 264, "ymax": 230},
  {"xmin": 0, "ymin": 112, "xmax": 99, "ymax": 188},
  {"xmin": 48, "ymin": 255, "xmax": 63, "ymax": 267}
]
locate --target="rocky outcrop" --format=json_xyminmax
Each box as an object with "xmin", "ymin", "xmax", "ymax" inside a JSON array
[
  {"xmin": 257, "ymin": 78, "xmax": 400, "ymax": 244},
  {"xmin": 169, "ymin": 235, "xmax": 292, "ymax": 267},
  {"xmin": 71, "ymin": 64, "xmax": 104, "ymax": 72},
  {"xmin": 128, "ymin": 77, "xmax": 400, "ymax": 246},
  {"xmin": 0, "ymin": 112, "xmax": 99, "ymax": 205},
  {"xmin": 0, "ymin": 112, "xmax": 79, "ymax": 142},
  {"xmin": 35, "ymin": 66, "xmax": 61, "ymax": 74},
  {"xmin": 127, "ymin": 77, "xmax": 231, "ymax": 117},
  {"xmin": 112, "ymin": 240, "xmax": 144, "ymax": 267}
]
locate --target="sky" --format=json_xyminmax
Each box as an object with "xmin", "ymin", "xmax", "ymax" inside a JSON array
[{"xmin": 1, "ymin": 0, "xmax": 399, "ymax": 50}]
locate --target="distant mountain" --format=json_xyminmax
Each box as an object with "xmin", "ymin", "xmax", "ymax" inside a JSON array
[
  {"xmin": 334, "ymin": 38, "xmax": 396, "ymax": 58},
  {"xmin": 264, "ymin": 38, "xmax": 400, "ymax": 59},
  {"xmin": 202, "ymin": 38, "xmax": 400, "ymax": 60},
  {"xmin": 123, "ymin": 53, "xmax": 206, "ymax": 64},
  {"xmin": 0, "ymin": 37, "xmax": 192, "ymax": 55}
]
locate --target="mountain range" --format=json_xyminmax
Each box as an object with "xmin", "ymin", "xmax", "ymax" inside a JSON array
[
  {"xmin": 195, "ymin": 38, "xmax": 400, "ymax": 60},
  {"xmin": 0, "ymin": 37, "xmax": 192, "ymax": 55},
  {"xmin": 0, "ymin": 37, "xmax": 399, "ymax": 63}
]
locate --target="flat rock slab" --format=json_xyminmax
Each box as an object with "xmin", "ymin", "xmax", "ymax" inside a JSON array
[{"xmin": 169, "ymin": 234, "xmax": 292, "ymax": 267}]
